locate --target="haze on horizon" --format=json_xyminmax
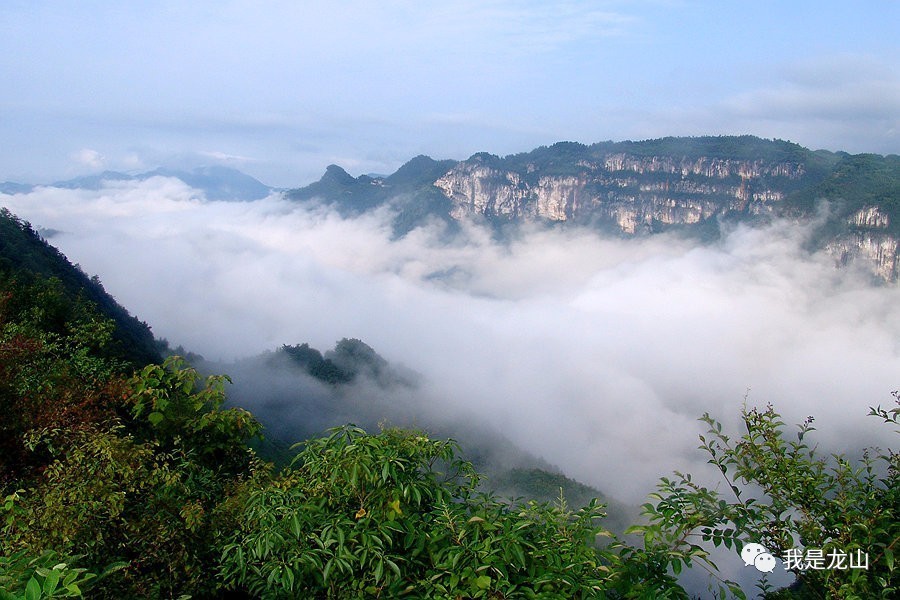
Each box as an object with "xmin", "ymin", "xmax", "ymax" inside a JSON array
[{"xmin": 2, "ymin": 1, "xmax": 898, "ymax": 188}]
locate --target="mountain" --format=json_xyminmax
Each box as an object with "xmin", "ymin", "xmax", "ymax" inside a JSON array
[
  {"xmin": 287, "ymin": 136, "xmax": 900, "ymax": 281},
  {"xmin": 0, "ymin": 181, "xmax": 35, "ymax": 195},
  {"xmin": 50, "ymin": 170, "xmax": 135, "ymax": 190},
  {"xmin": 0, "ymin": 208, "xmax": 160, "ymax": 365},
  {"xmin": 286, "ymin": 156, "xmax": 458, "ymax": 236},
  {"xmin": 144, "ymin": 166, "xmax": 272, "ymax": 201},
  {"xmin": 7, "ymin": 166, "xmax": 274, "ymax": 201}
]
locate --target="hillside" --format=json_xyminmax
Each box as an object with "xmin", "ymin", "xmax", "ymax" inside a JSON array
[
  {"xmin": 0, "ymin": 208, "xmax": 160, "ymax": 365},
  {"xmin": 287, "ymin": 136, "xmax": 900, "ymax": 280}
]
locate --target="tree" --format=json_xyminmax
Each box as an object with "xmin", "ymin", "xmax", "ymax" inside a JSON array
[
  {"xmin": 219, "ymin": 425, "xmax": 622, "ymax": 599},
  {"xmin": 3, "ymin": 357, "xmax": 266, "ymax": 598},
  {"xmin": 633, "ymin": 400, "xmax": 899, "ymax": 598}
]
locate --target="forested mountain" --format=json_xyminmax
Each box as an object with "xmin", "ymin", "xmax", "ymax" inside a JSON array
[
  {"xmin": 287, "ymin": 136, "xmax": 900, "ymax": 280},
  {"xmin": 0, "ymin": 208, "xmax": 160, "ymax": 365}
]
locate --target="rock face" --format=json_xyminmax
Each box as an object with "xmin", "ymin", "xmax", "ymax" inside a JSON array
[
  {"xmin": 848, "ymin": 206, "xmax": 890, "ymax": 229},
  {"xmin": 287, "ymin": 137, "xmax": 900, "ymax": 282},
  {"xmin": 434, "ymin": 149, "xmax": 805, "ymax": 234},
  {"xmin": 827, "ymin": 233, "xmax": 898, "ymax": 281}
]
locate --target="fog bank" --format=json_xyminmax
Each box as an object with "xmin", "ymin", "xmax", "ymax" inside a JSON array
[{"xmin": 3, "ymin": 178, "xmax": 898, "ymax": 503}]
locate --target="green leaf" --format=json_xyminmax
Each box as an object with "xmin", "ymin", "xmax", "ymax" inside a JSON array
[
  {"xmin": 25, "ymin": 577, "xmax": 41, "ymax": 600},
  {"xmin": 385, "ymin": 558, "xmax": 401, "ymax": 578},
  {"xmin": 511, "ymin": 544, "xmax": 526, "ymax": 568},
  {"xmin": 374, "ymin": 558, "xmax": 383, "ymax": 583},
  {"xmin": 475, "ymin": 574, "xmax": 492, "ymax": 590},
  {"xmin": 148, "ymin": 411, "xmax": 164, "ymax": 426},
  {"xmin": 43, "ymin": 569, "xmax": 61, "ymax": 595}
]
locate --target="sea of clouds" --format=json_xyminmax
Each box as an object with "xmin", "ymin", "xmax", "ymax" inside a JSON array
[{"xmin": 3, "ymin": 177, "xmax": 898, "ymax": 507}]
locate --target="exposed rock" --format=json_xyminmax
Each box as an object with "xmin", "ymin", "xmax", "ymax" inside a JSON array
[
  {"xmin": 848, "ymin": 206, "xmax": 890, "ymax": 229},
  {"xmin": 434, "ymin": 153, "xmax": 798, "ymax": 231},
  {"xmin": 287, "ymin": 137, "xmax": 899, "ymax": 283},
  {"xmin": 826, "ymin": 233, "xmax": 898, "ymax": 281}
]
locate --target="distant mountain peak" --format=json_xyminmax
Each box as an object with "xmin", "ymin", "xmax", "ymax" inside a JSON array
[
  {"xmin": 1, "ymin": 166, "xmax": 273, "ymax": 201},
  {"xmin": 321, "ymin": 164, "xmax": 356, "ymax": 185},
  {"xmin": 149, "ymin": 166, "xmax": 271, "ymax": 201}
]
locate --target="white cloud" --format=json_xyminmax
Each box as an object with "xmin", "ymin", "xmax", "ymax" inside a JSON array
[
  {"xmin": 719, "ymin": 55, "xmax": 900, "ymax": 152},
  {"xmin": 199, "ymin": 150, "xmax": 258, "ymax": 164},
  {"xmin": 72, "ymin": 148, "xmax": 104, "ymax": 169},
  {"xmin": 2, "ymin": 179, "xmax": 898, "ymax": 506}
]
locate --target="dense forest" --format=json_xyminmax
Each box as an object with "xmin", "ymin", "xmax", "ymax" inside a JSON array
[{"xmin": 0, "ymin": 208, "xmax": 897, "ymax": 598}]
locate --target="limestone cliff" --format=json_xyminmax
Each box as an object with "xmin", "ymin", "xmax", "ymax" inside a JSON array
[
  {"xmin": 434, "ymin": 148, "xmax": 805, "ymax": 234},
  {"xmin": 287, "ymin": 137, "xmax": 900, "ymax": 282}
]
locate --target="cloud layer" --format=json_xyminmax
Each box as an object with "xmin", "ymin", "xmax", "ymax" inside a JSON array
[{"xmin": 3, "ymin": 179, "xmax": 898, "ymax": 503}]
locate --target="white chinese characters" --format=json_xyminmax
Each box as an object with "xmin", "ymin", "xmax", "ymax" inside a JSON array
[
  {"xmin": 741, "ymin": 543, "xmax": 870, "ymax": 573},
  {"xmin": 782, "ymin": 547, "xmax": 869, "ymax": 571}
]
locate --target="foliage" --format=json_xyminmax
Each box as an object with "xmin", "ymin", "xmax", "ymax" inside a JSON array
[
  {"xmin": 219, "ymin": 425, "xmax": 629, "ymax": 598},
  {"xmin": 0, "ymin": 208, "xmax": 160, "ymax": 365},
  {"xmin": 128, "ymin": 356, "xmax": 262, "ymax": 470},
  {"xmin": 278, "ymin": 342, "xmax": 354, "ymax": 384},
  {"xmin": 0, "ymin": 549, "xmax": 124, "ymax": 599},
  {"xmin": 0, "ymin": 283, "xmax": 127, "ymax": 485},
  {"xmin": 274, "ymin": 338, "xmax": 409, "ymax": 389},
  {"xmin": 634, "ymin": 401, "xmax": 899, "ymax": 598},
  {"xmin": 788, "ymin": 153, "xmax": 900, "ymax": 237},
  {"xmin": 2, "ymin": 347, "xmax": 265, "ymax": 598}
]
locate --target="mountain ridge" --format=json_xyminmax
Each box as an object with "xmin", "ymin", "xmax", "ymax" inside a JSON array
[
  {"xmin": 287, "ymin": 135, "xmax": 900, "ymax": 280},
  {"xmin": 2, "ymin": 165, "xmax": 273, "ymax": 201}
]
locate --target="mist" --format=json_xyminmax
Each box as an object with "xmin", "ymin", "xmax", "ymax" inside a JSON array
[{"xmin": 2, "ymin": 177, "xmax": 898, "ymax": 505}]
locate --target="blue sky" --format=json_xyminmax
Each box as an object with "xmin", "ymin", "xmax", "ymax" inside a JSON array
[{"xmin": 2, "ymin": 0, "xmax": 898, "ymax": 187}]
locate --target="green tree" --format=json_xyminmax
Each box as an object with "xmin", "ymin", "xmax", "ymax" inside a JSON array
[
  {"xmin": 633, "ymin": 400, "xmax": 899, "ymax": 598},
  {"xmin": 3, "ymin": 356, "xmax": 266, "ymax": 598},
  {"xmin": 219, "ymin": 425, "xmax": 630, "ymax": 599}
]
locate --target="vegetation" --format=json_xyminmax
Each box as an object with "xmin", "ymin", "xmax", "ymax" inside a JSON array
[
  {"xmin": 786, "ymin": 153, "xmax": 900, "ymax": 237},
  {"xmin": 0, "ymin": 208, "xmax": 159, "ymax": 365},
  {"xmin": 219, "ymin": 426, "xmax": 616, "ymax": 598},
  {"xmin": 278, "ymin": 343, "xmax": 354, "ymax": 384},
  {"xmin": 285, "ymin": 156, "xmax": 458, "ymax": 236},
  {"xmin": 0, "ymin": 208, "xmax": 896, "ymax": 598},
  {"xmin": 631, "ymin": 403, "xmax": 898, "ymax": 599},
  {"xmin": 273, "ymin": 338, "xmax": 407, "ymax": 388}
]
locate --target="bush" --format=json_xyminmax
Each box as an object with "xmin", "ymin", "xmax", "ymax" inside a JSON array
[{"xmin": 633, "ymin": 399, "xmax": 899, "ymax": 598}]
